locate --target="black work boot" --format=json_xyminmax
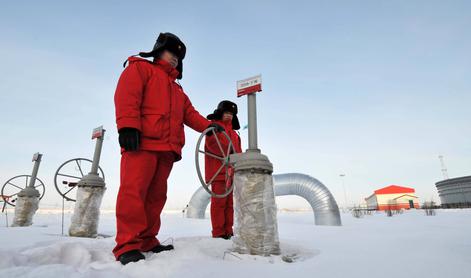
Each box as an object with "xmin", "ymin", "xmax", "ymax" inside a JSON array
[
  {"xmin": 150, "ymin": 244, "xmax": 174, "ymax": 253},
  {"xmin": 118, "ymin": 250, "xmax": 145, "ymax": 265},
  {"xmin": 222, "ymin": 234, "xmax": 233, "ymax": 240}
]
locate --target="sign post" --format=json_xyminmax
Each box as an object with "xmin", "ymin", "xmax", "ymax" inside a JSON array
[
  {"xmin": 232, "ymin": 74, "xmax": 280, "ymax": 255},
  {"xmin": 69, "ymin": 126, "xmax": 107, "ymax": 238},
  {"xmin": 90, "ymin": 126, "xmax": 105, "ymax": 176},
  {"xmin": 237, "ymin": 75, "xmax": 262, "ymax": 151},
  {"xmin": 237, "ymin": 74, "xmax": 262, "ymax": 97}
]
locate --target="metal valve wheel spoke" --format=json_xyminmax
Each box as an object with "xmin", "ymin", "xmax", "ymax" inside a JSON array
[
  {"xmin": 8, "ymin": 192, "xmax": 18, "ymax": 198},
  {"xmin": 1, "ymin": 175, "xmax": 46, "ymax": 207},
  {"xmin": 195, "ymin": 127, "xmax": 236, "ymax": 198},
  {"xmin": 63, "ymin": 186, "xmax": 76, "ymax": 196},
  {"xmin": 226, "ymin": 143, "xmax": 232, "ymax": 157},
  {"xmin": 54, "ymin": 158, "xmax": 105, "ymax": 202},
  {"xmin": 206, "ymin": 163, "xmax": 225, "ymax": 186},
  {"xmin": 7, "ymin": 182, "xmax": 23, "ymax": 191},
  {"xmin": 75, "ymin": 159, "xmax": 85, "ymax": 176},
  {"xmin": 197, "ymin": 150, "xmax": 225, "ymax": 161},
  {"xmin": 212, "ymin": 129, "xmax": 226, "ymax": 156},
  {"xmin": 56, "ymin": 173, "xmax": 83, "ymax": 180}
]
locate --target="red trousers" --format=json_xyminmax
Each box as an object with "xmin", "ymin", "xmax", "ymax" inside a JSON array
[
  {"xmin": 113, "ymin": 151, "xmax": 174, "ymax": 259},
  {"xmin": 210, "ymin": 181, "xmax": 233, "ymax": 237}
]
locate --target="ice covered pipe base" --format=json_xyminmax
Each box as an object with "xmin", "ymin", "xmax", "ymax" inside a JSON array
[
  {"xmin": 230, "ymin": 151, "xmax": 280, "ymax": 256},
  {"xmin": 69, "ymin": 174, "xmax": 106, "ymax": 238},
  {"xmin": 232, "ymin": 170, "xmax": 281, "ymax": 255},
  {"xmin": 11, "ymin": 153, "xmax": 43, "ymax": 227},
  {"xmin": 12, "ymin": 188, "xmax": 40, "ymax": 227}
]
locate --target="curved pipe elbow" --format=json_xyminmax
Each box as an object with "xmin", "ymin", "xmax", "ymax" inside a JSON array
[{"xmin": 186, "ymin": 173, "xmax": 342, "ymax": 226}]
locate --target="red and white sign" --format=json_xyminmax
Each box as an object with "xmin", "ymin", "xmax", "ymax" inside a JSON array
[
  {"xmin": 92, "ymin": 126, "xmax": 104, "ymax": 139},
  {"xmin": 32, "ymin": 152, "xmax": 41, "ymax": 162},
  {"xmin": 237, "ymin": 74, "xmax": 262, "ymax": 97}
]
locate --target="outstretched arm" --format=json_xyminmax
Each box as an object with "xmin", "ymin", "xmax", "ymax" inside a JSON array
[{"xmin": 183, "ymin": 94, "xmax": 211, "ymax": 132}]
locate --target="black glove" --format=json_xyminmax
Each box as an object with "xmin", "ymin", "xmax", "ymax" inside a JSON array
[
  {"xmin": 118, "ymin": 128, "xmax": 140, "ymax": 151},
  {"xmin": 207, "ymin": 123, "xmax": 224, "ymax": 136}
]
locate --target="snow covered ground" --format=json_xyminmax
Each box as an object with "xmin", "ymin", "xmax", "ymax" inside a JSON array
[{"xmin": 0, "ymin": 208, "xmax": 470, "ymax": 278}]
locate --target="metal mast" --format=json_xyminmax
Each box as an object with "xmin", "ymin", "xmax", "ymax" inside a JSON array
[{"xmin": 438, "ymin": 155, "xmax": 449, "ymax": 180}]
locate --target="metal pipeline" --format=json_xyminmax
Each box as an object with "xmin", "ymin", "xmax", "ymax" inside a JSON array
[
  {"xmin": 185, "ymin": 173, "xmax": 342, "ymax": 226},
  {"xmin": 186, "ymin": 181, "xmax": 212, "ymax": 219}
]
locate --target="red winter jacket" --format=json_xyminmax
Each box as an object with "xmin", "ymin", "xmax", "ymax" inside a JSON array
[
  {"xmin": 114, "ymin": 57, "xmax": 210, "ymax": 161},
  {"xmin": 204, "ymin": 120, "xmax": 242, "ymax": 183}
]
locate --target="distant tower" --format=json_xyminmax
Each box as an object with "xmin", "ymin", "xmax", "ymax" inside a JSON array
[
  {"xmin": 438, "ymin": 155, "xmax": 449, "ymax": 180},
  {"xmin": 339, "ymin": 174, "xmax": 348, "ymax": 208}
]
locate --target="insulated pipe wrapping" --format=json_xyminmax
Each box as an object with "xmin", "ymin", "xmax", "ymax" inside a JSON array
[
  {"xmin": 69, "ymin": 186, "xmax": 105, "ymax": 237},
  {"xmin": 232, "ymin": 171, "xmax": 280, "ymax": 255},
  {"xmin": 273, "ymin": 173, "xmax": 341, "ymax": 226},
  {"xmin": 186, "ymin": 183, "xmax": 211, "ymax": 219},
  {"xmin": 12, "ymin": 196, "xmax": 39, "ymax": 227},
  {"xmin": 186, "ymin": 173, "xmax": 341, "ymax": 226}
]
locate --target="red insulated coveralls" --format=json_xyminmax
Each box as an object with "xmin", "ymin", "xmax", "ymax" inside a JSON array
[
  {"xmin": 113, "ymin": 57, "xmax": 210, "ymax": 258},
  {"xmin": 205, "ymin": 120, "xmax": 242, "ymax": 237}
]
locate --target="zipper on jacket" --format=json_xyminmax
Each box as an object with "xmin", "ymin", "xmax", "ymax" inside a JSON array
[{"xmin": 167, "ymin": 79, "xmax": 172, "ymax": 145}]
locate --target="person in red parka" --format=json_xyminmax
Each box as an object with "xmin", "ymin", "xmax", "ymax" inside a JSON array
[
  {"xmin": 113, "ymin": 33, "xmax": 224, "ymax": 265},
  {"xmin": 205, "ymin": 100, "xmax": 242, "ymax": 239}
]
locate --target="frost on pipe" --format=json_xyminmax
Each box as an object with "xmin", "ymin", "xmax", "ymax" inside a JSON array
[
  {"xmin": 232, "ymin": 171, "xmax": 280, "ymax": 255},
  {"xmin": 69, "ymin": 187, "xmax": 105, "ymax": 237},
  {"xmin": 273, "ymin": 173, "xmax": 341, "ymax": 226},
  {"xmin": 186, "ymin": 173, "xmax": 342, "ymax": 226},
  {"xmin": 12, "ymin": 196, "xmax": 39, "ymax": 227},
  {"xmin": 186, "ymin": 183, "xmax": 211, "ymax": 219}
]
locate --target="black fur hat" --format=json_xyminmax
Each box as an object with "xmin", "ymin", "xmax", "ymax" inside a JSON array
[
  {"xmin": 139, "ymin": 32, "xmax": 186, "ymax": 79},
  {"xmin": 207, "ymin": 100, "xmax": 240, "ymax": 130}
]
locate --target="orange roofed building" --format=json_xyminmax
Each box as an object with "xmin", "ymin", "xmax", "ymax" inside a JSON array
[{"xmin": 365, "ymin": 185, "xmax": 420, "ymax": 210}]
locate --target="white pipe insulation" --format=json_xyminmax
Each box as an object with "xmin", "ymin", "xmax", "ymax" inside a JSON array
[{"xmin": 186, "ymin": 173, "xmax": 341, "ymax": 226}]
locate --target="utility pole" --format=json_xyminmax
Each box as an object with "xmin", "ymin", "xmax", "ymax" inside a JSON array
[
  {"xmin": 340, "ymin": 174, "xmax": 348, "ymax": 210},
  {"xmin": 438, "ymin": 155, "xmax": 449, "ymax": 180}
]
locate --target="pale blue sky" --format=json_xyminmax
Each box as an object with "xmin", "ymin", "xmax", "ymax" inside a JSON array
[{"xmin": 1, "ymin": 0, "xmax": 470, "ymax": 210}]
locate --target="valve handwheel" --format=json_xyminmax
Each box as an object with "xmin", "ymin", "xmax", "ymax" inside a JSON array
[
  {"xmin": 195, "ymin": 127, "xmax": 235, "ymax": 198},
  {"xmin": 1, "ymin": 175, "xmax": 45, "ymax": 207},
  {"xmin": 54, "ymin": 158, "xmax": 105, "ymax": 202}
]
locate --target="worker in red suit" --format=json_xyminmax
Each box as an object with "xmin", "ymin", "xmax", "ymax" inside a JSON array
[
  {"xmin": 113, "ymin": 32, "xmax": 224, "ymax": 265},
  {"xmin": 205, "ymin": 101, "xmax": 242, "ymax": 239}
]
